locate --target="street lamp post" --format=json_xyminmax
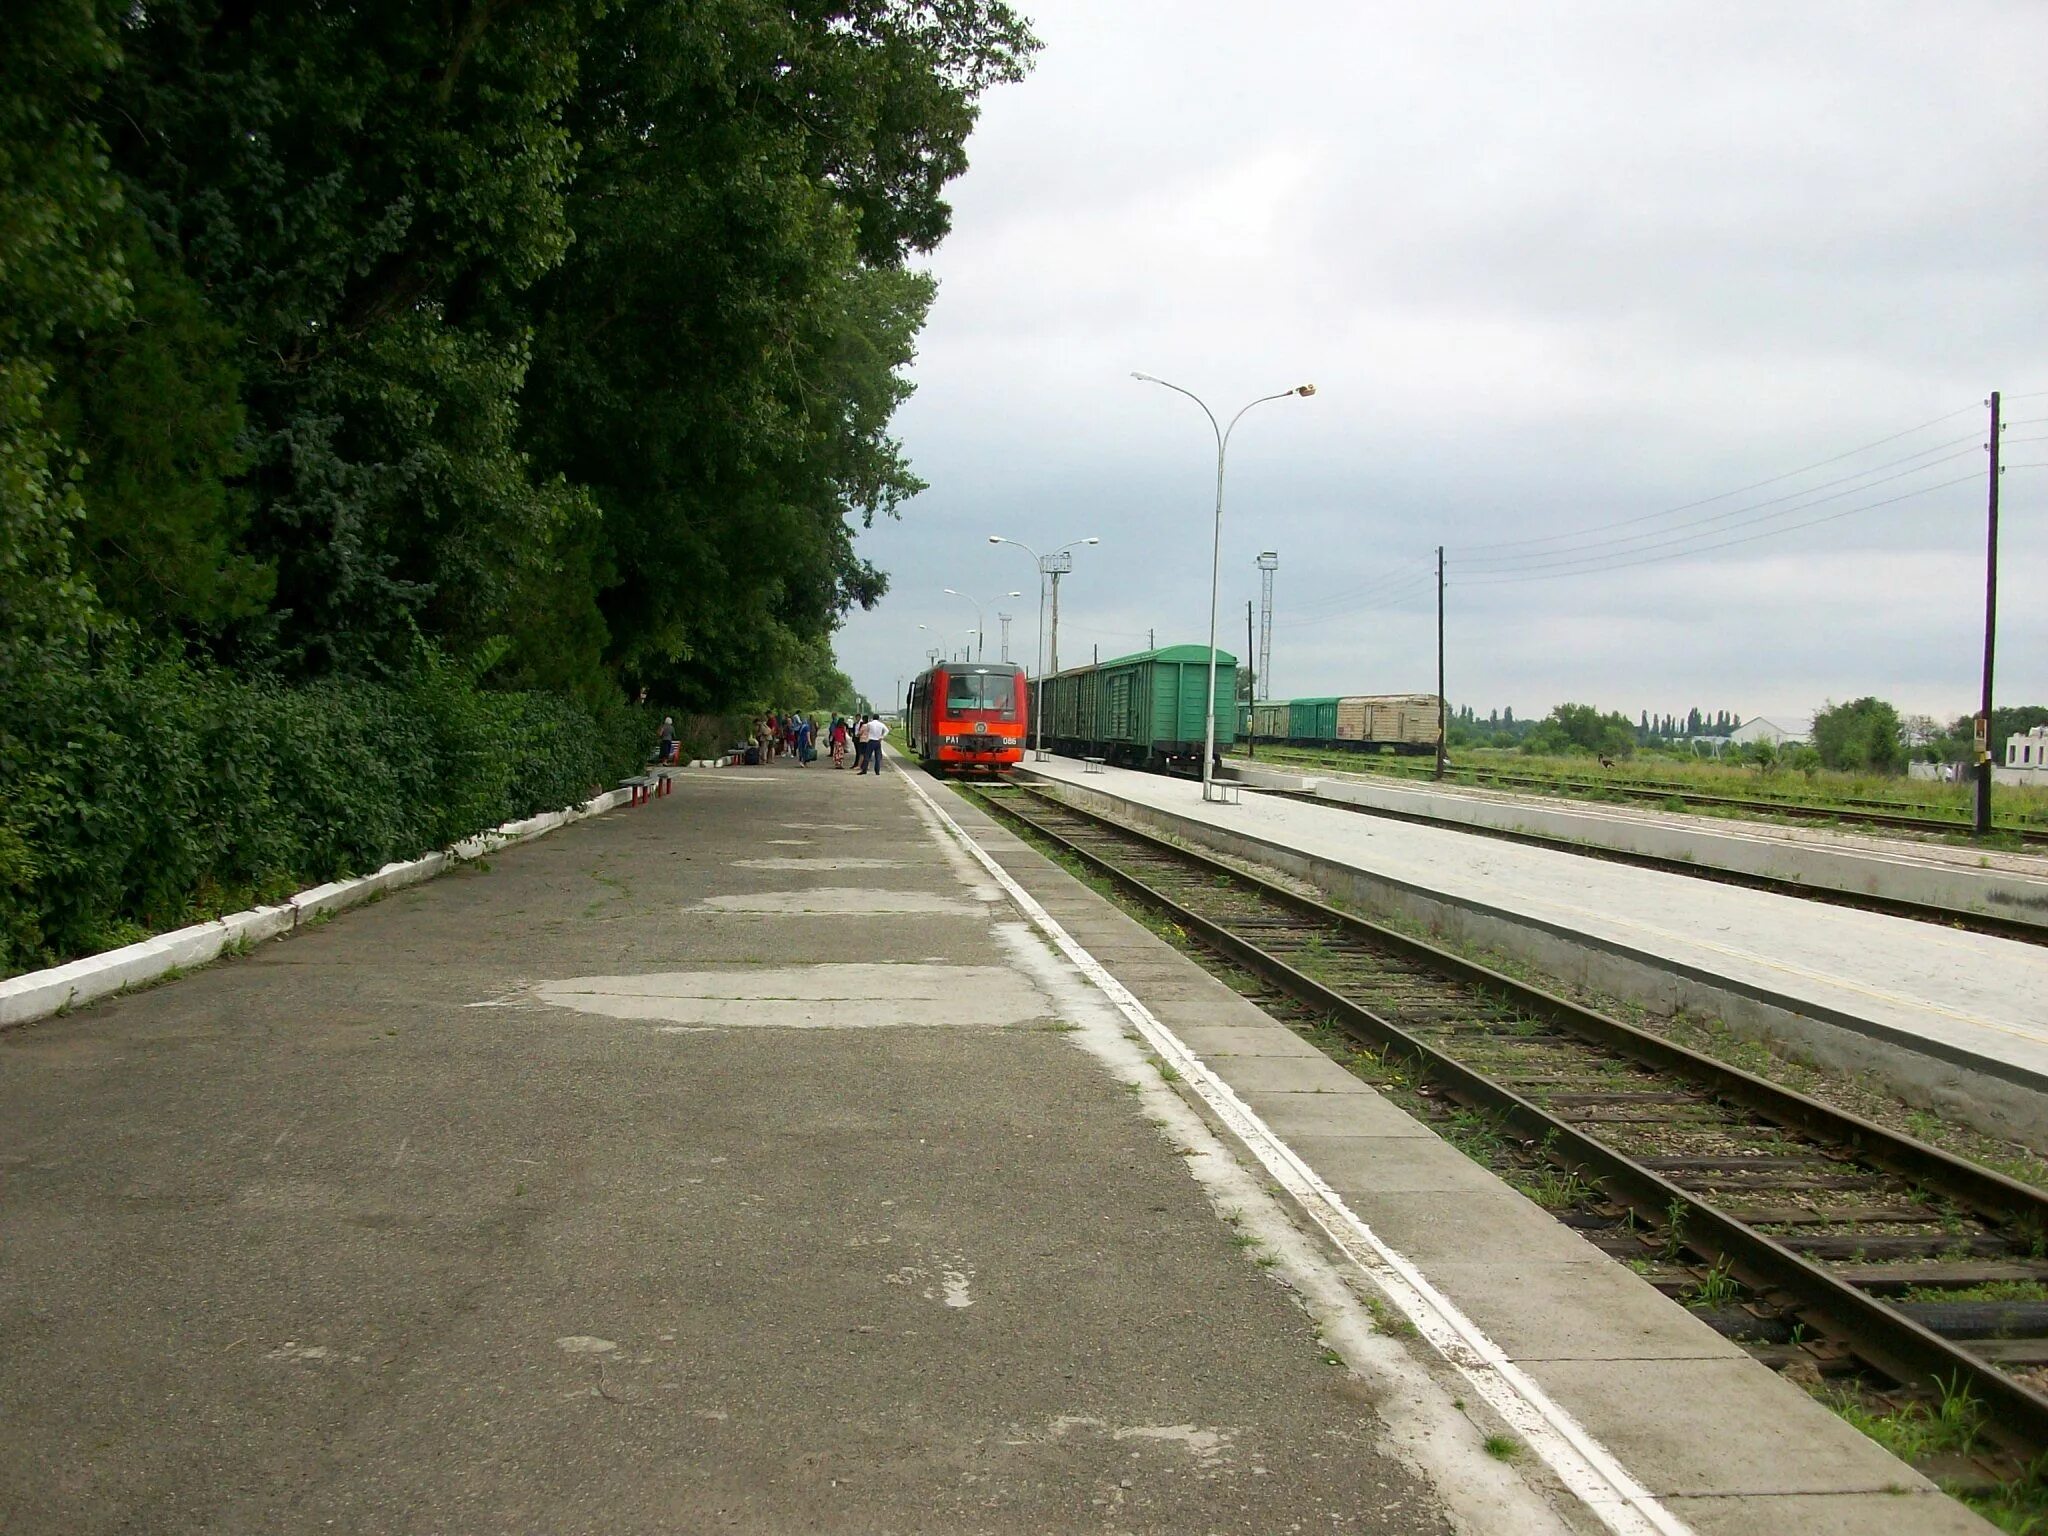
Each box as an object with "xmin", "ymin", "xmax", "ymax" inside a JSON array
[
  {"xmin": 942, "ymin": 589, "xmax": 1022, "ymax": 661},
  {"xmin": 989, "ymin": 534, "xmax": 1100, "ymax": 760},
  {"xmin": 1131, "ymin": 373, "xmax": 1314, "ymax": 802}
]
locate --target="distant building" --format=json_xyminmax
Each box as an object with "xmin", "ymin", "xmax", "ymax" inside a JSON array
[
  {"xmin": 2002, "ymin": 725, "xmax": 2048, "ymax": 786},
  {"xmin": 1726, "ymin": 717, "xmax": 1809, "ymax": 748}
]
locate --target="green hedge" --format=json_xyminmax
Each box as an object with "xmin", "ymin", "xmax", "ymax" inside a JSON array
[{"xmin": 0, "ymin": 649, "xmax": 650, "ymax": 977}]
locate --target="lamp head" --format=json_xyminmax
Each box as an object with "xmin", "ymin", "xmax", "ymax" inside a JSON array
[
  {"xmin": 1084, "ymin": 537, "xmax": 1101, "ymax": 545},
  {"xmin": 1131, "ymin": 371, "xmax": 1160, "ymax": 384},
  {"xmin": 987, "ymin": 534, "xmax": 1003, "ymax": 544},
  {"xmin": 943, "ymin": 588, "xmax": 962, "ymax": 597},
  {"xmin": 1294, "ymin": 384, "xmax": 1316, "ymax": 397}
]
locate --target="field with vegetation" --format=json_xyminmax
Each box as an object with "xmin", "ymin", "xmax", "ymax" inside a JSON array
[{"xmin": 1239, "ymin": 743, "xmax": 2048, "ymax": 839}]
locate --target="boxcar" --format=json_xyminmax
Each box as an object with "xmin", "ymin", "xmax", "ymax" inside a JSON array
[
  {"xmin": 1287, "ymin": 696, "xmax": 1341, "ymax": 742},
  {"xmin": 1341, "ymin": 693, "xmax": 1442, "ymax": 754},
  {"xmin": 1248, "ymin": 700, "xmax": 1291, "ymax": 742},
  {"xmin": 904, "ymin": 661, "xmax": 1028, "ymax": 773},
  {"xmin": 1034, "ymin": 644, "xmax": 1238, "ymax": 769},
  {"xmin": 1262, "ymin": 692, "xmax": 1442, "ymax": 753}
]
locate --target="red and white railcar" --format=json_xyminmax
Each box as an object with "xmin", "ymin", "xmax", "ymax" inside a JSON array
[{"xmin": 904, "ymin": 661, "xmax": 1028, "ymax": 774}]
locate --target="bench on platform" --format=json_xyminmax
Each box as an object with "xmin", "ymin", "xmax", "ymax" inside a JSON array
[
  {"xmin": 621, "ymin": 773, "xmax": 671, "ymax": 806},
  {"xmin": 1082, "ymin": 757, "xmax": 1106, "ymax": 774}
]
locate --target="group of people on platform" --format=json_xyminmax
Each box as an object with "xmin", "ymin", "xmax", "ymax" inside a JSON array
[
  {"xmin": 737, "ymin": 711, "xmax": 888, "ymax": 772},
  {"xmin": 653, "ymin": 710, "xmax": 891, "ymax": 772}
]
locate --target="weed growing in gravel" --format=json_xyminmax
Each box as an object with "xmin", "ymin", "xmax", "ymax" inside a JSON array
[
  {"xmin": 1483, "ymin": 1434, "xmax": 1521, "ymax": 1461},
  {"xmin": 1683, "ymin": 1261, "xmax": 1742, "ymax": 1308}
]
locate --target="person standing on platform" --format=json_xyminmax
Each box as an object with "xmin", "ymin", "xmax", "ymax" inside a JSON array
[
  {"xmin": 860, "ymin": 713, "xmax": 889, "ymax": 774},
  {"xmin": 829, "ymin": 715, "xmax": 850, "ymax": 769}
]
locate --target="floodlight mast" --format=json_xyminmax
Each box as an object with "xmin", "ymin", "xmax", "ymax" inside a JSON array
[
  {"xmin": 988, "ymin": 534, "xmax": 1100, "ymax": 759},
  {"xmin": 1130, "ymin": 374, "xmax": 1314, "ymax": 800}
]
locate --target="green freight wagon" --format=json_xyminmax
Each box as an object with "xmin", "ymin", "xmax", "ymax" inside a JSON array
[
  {"xmin": 1287, "ymin": 696, "xmax": 1341, "ymax": 743},
  {"xmin": 1039, "ymin": 644, "xmax": 1238, "ymax": 768}
]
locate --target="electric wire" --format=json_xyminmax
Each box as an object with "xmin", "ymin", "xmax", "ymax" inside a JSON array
[
  {"xmin": 1458, "ymin": 472, "xmax": 1980, "ymax": 586},
  {"xmin": 1458, "ymin": 402, "xmax": 1982, "ymax": 555},
  {"xmin": 1278, "ymin": 572, "xmax": 1437, "ymax": 627},
  {"xmin": 1459, "ymin": 446, "xmax": 1981, "ymax": 575},
  {"xmin": 1283, "ymin": 565, "xmax": 1437, "ymax": 621},
  {"xmin": 1287, "ymin": 563, "xmax": 1438, "ymax": 616}
]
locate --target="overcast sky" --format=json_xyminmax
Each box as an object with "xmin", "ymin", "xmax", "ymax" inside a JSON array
[{"xmin": 835, "ymin": 1, "xmax": 2048, "ymax": 726}]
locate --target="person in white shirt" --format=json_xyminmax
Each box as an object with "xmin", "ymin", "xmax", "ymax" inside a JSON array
[{"xmin": 857, "ymin": 714, "xmax": 890, "ymax": 774}]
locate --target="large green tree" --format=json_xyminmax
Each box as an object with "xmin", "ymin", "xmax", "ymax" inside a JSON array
[
  {"xmin": 8, "ymin": 0, "xmax": 1035, "ymax": 701},
  {"xmin": 99, "ymin": 0, "xmax": 592, "ymax": 674},
  {"xmin": 0, "ymin": 0, "xmax": 128, "ymax": 659},
  {"xmin": 1811, "ymin": 696, "xmax": 1905, "ymax": 774},
  {"xmin": 521, "ymin": 1, "xmax": 1034, "ymax": 708}
]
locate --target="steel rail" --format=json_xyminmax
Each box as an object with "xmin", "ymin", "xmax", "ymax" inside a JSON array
[
  {"xmin": 1252, "ymin": 786, "xmax": 2048, "ymax": 946},
  {"xmin": 975, "ymin": 783, "xmax": 2048, "ymax": 1452}
]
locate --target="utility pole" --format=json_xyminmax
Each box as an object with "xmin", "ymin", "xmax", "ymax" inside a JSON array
[
  {"xmin": 1976, "ymin": 390, "xmax": 2003, "ymax": 835},
  {"xmin": 1256, "ymin": 551, "xmax": 1278, "ymax": 699},
  {"xmin": 997, "ymin": 612, "xmax": 1012, "ymax": 663},
  {"xmin": 1245, "ymin": 599, "xmax": 1257, "ymax": 761},
  {"xmin": 1093, "ymin": 644, "xmax": 1099, "ymax": 664},
  {"xmin": 1148, "ymin": 627, "xmax": 1155, "ymax": 652},
  {"xmin": 1046, "ymin": 555, "xmax": 1072, "ymax": 672},
  {"xmin": 1435, "ymin": 545, "xmax": 1447, "ymax": 782}
]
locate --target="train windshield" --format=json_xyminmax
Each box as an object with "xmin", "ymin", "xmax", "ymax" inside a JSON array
[{"xmin": 945, "ymin": 669, "xmax": 1017, "ymax": 716}]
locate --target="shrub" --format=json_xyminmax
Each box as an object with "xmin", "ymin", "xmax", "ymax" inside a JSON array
[{"xmin": 0, "ymin": 645, "xmax": 648, "ymax": 977}]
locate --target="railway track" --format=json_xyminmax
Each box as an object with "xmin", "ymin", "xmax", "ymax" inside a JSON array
[
  {"xmin": 1244, "ymin": 750, "xmax": 2048, "ymax": 847},
  {"xmin": 1249, "ymin": 785, "xmax": 2048, "ymax": 946},
  {"xmin": 971, "ymin": 781, "xmax": 2048, "ymax": 1460}
]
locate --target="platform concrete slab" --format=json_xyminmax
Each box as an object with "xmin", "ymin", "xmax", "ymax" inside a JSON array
[
  {"xmin": 1287, "ymin": 1132, "xmax": 1539, "ymax": 1195},
  {"xmin": 1172, "ymin": 1024, "xmax": 1331, "ymax": 1058},
  {"xmin": 1206, "ymin": 1053, "xmax": 1374, "ymax": 1095},
  {"xmin": 1538, "ymin": 1354, "xmax": 1934, "ymax": 1496},
  {"xmin": 1349, "ymin": 1187, "xmax": 1622, "ymax": 1266},
  {"xmin": 1420, "ymin": 1260, "xmax": 1749, "ymax": 1361},
  {"xmin": 1242, "ymin": 1088, "xmax": 1441, "ymax": 1139},
  {"xmin": 1666, "ymin": 1489, "xmax": 1992, "ymax": 1536}
]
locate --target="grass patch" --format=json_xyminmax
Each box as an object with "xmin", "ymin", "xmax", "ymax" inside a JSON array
[{"xmin": 1363, "ymin": 1293, "xmax": 1418, "ymax": 1339}]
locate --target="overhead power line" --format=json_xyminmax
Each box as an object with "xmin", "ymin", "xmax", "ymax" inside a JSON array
[
  {"xmin": 1459, "ymin": 401, "xmax": 1982, "ymax": 555},
  {"xmin": 1458, "ymin": 471, "xmax": 1981, "ymax": 586},
  {"xmin": 1284, "ymin": 562, "xmax": 1436, "ymax": 619},
  {"xmin": 1461, "ymin": 446, "xmax": 1981, "ymax": 575}
]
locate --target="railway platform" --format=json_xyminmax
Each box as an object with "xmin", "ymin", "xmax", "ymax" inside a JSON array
[
  {"xmin": 1027, "ymin": 756, "xmax": 2048, "ymax": 1151},
  {"xmin": 0, "ymin": 750, "xmax": 1992, "ymax": 1533},
  {"xmin": 1226, "ymin": 757, "xmax": 2048, "ymax": 936}
]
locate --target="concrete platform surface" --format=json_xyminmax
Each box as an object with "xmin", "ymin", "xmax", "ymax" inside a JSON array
[
  {"xmin": 934, "ymin": 771, "xmax": 1993, "ymax": 1536},
  {"xmin": 1027, "ymin": 756, "xmax": 2048, "ymax": 1096},
  {"xmin": 1226, "ymin": 760, "xmax": 2048, "ymax": 934},
  {"xmin": 2, "ymin": 754, "xmax": 1550, "ymax": 1536}
]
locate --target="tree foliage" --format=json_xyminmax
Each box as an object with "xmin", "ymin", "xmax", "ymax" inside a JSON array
[
  {"xmin": 1811, "ymin": 696, "xmax": 1905, "ymax": 774},
  {"xmin": 0, "ymin": 0, "xmax": 1037, "ymax": 970},
  {"xmin": 1523, "ymin": 702, "xmax": 1636, "ymax": 759},
  {"xmin": 3, "ymin": 0, "xmax": 1035, "ymax": 692}
]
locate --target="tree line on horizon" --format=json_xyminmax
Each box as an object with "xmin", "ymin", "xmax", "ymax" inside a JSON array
[{"xmin": 1448, "ymin": 698, "xmax": 2048, "ymax": 774}]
